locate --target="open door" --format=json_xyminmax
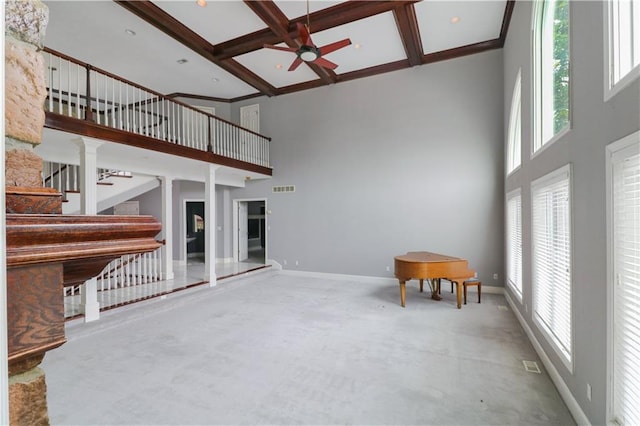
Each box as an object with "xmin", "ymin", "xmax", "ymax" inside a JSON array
[{"xmin": 238, "ymin": 202, "xmax": 248, "ymax": 262}]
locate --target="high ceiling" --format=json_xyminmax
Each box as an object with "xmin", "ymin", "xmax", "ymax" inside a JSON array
[{"xmin": 42, "ymin": 0, "xmax": 514, "ymax": 103}]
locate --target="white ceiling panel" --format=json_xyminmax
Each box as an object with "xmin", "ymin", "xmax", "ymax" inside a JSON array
[
  {"xmin": 235, "ymin": 44, "xmax": 320, "ymax": 88},
  {"xmin": 152, "ymin": 0, "xmax": 267, "ymax": 44},
  {"xmin": 308, "ymin": 12, "xmax": 407, "ymax": 75},
  {"xmin": 274, "ymin": 0, "xmax": 345, "ymax": 20},
  {"xmin": 44, "ymin": 1, "xmax": 256, "ymax": 98},
  {"xmin": 416, "ymin": 1, "xmax": 506, "ymax": 55}
]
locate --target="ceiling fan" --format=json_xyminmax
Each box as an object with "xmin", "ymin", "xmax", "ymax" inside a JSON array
[{"xmin": 263, "ymin": 2, "xmax": 352, "ymax": 72}]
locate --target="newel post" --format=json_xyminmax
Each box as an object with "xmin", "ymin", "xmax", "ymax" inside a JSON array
[{"xmin": 84, "ymin": 64, "xmax": 93, "ymax": 122}]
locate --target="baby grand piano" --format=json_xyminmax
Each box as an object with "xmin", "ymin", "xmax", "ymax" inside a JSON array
[{"xmin": 394, "ymin": 251, "xmax": 475, "ymax": 309}]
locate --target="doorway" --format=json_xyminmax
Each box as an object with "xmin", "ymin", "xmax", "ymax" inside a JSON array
[
  {"xmin": 185, "ymin": 201, "xmax": 205, "ymax": 264},
  {"xmin": 234, "ymin": 199, "xmax": 266, "ymax": 264}
]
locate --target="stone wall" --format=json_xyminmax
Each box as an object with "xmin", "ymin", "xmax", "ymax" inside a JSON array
[{"xmin": 4, "ymin": 1, "xmax": 51, "ymax": 424}]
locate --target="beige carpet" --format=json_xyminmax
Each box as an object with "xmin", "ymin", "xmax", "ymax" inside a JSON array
[{"xmin": 43, "ymin": 271, "xmax": 575, "ymax": 425}]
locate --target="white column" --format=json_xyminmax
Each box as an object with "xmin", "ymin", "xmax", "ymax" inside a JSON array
[
  {"xmin": 160, "ymin": 176, "xmax": 174, "ymax": 280},
  {"xmin": 75, "ymin": 137, "xmax": 103, "ymax": 322},
  {"xmin": 204, "ymin": 164, "xmax": 218, "ymax": 285}
]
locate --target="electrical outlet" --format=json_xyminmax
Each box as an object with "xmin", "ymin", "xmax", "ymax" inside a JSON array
[
  {"xmin": 295, "ymin": 260, "xmax": 299, "ymax": 266},
  {"xmin": 525, "ymin": 303, "xmax": 528, "ymax": 313},
  {"xmin": 386, "ymin": 266, "xmax": 390, "ymax": 272},
  {"xmin": 587, "ymin": 383, "xmax": 592, "ymax": 401},
  {"xmin": 283, "ymin": 260, "xmax": 287, "ymax": 265},
  {"xmin": 493, "ymin": 273, "xmax": 499, "ymax": 280}
]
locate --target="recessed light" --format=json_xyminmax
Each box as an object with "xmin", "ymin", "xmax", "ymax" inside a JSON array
[
  {"xmin": 196, "ymin": 0, "xmax": 207, "ymax": 7},
  {"xmin": 354, "ymin": 43, "xmax": 362, "ymax": 49},
  {"xmin": 275, "ymin": 64, "xmax": 283, "ymax": 70},
  {"xmin": 177, "ymin": 59, "xmax": 188, "ymax": 64},
  {"xmin": 450, "ymin": 16, "xmax": 460, "ymax": 24},
  {"xmin": 212, "ymin": 77, "xmax": 220, "ymax": 83},
  {"xmin": 125, "ymin": 29, "xmax": 136, "ymax": 36}
]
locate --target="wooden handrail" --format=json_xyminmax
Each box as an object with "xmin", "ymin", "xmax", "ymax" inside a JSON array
[
  {"xmin": 44, "ymin": 46, "xmax": 271, "ymax": 141},
  {"xmin": 43, "ymin": 163, "xmax": 68, "ymax": 185}
]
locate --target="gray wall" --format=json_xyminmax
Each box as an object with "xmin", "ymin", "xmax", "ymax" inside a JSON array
[
  {"xmin": 503, "ymin": 2, "xmax": 640, "ymax": 424},
  {"xmin": 230, "ymin": 50, "xmax": 505, "ymax": 283}
]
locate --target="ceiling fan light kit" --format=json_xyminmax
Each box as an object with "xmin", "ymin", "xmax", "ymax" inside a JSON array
[{"xmin": 264, "ymin": 16, "xmax": 352, "ymax": 72}]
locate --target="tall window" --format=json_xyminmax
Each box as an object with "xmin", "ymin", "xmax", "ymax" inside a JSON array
[
  {"xmin": 532, "ymin": 165, "xmax": 572, "ymax": 370},
  {"xmin": 507, "ymin": 70, "xmax": 522, "ymax": 174},
  {"xmin": 532, "ymin": 0, "xmax": 570, "ymax": 152},
  {"xmin": 607, "ymin": 132, "xmax": 640, "ymax": 426},
  {"xmin": 606, "ymin": 0, "xmax": 640, "ymax": 96},
  {"xmin": 506, "ymin": 189, "xmax": 523, "ymax": 301}
]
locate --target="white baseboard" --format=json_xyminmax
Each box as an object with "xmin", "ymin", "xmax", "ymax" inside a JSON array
[
  {"xmin": 504, "ymin": 292, "xmax": 591, "ymax": 426},
  {"xmin": 278, "ymin": 270, "xmax": 507, "ymax": 296},
  {"xmin": 267, "ymin": 259, "xmax": 283, "ymax": 270},
  {"xmin": 280, "ymin": 269, "xmax": 398, "ymax": 285},
  {"xmin": 216, "ymin": 257, "xmax": 234, "ymax": 264}
]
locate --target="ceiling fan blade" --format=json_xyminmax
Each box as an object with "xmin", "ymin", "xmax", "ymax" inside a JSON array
[
  {"xmin": 313, "ymin": 57, "xmax": 338, "ymax": 70},
  {"xmin": 296, "ymin": 22, "xmax": 314, "ymax": 47},
  {"xmin": 263, "ymin": 44, "xmax": 297, "ymax": 53},
  {"xmin": 288, "ymin": 56, "xmax": 304, "ymax": 71},
  {"xmin": 319, "ymin": 38, "xmax": 352, "ymax": 56}
]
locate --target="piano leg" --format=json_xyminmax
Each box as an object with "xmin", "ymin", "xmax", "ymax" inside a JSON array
[
  {"xmin": 455, "ymin": 281, "xmax": 463, "ymax": 309},
  {"xmin": 419, "ymin": 279, "xmax": 424, "ymax": 293},
  {"xmin": 429, "ymin": 279, "xmax": 442, "ymax": 301},
  {"xmin": 399, "ymin": 280, "xmax": 406, "ymax": 307}
]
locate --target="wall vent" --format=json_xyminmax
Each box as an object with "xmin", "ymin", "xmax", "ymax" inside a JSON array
[
  {"xmin": 272, "ymin": 185, "xmax": 295, "ymax": 193},
  {"xmin": 522, "ymin": 360, "xmax": 541, "ymax": 374}
]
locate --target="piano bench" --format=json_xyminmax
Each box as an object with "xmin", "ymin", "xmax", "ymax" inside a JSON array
[{"xmin": 463, "ymin": 279, "xmax": 481, "ymax": 304}]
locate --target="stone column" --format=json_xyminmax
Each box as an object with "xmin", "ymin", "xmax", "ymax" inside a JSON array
[{"xmin": 4, "ymin": 0, "xmax": 51, "ymax": 424}]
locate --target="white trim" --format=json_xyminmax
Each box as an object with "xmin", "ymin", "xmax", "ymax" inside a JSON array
[
  {"xmin": 531, "ymin": 163, "xmax": 574, "ymax": 373},
  {"xmin": 232, "ymin": 197, "xmax": 268, "ymax": 263},
  {"xmin": 505, "ymin": 292, "xmax": 591, "ymax": 426},
  {"xmin": 605, "ymin": 130, "xmax": 640, "ymax": 424},
  {"xmin": 182, "ymin": 198, "xmax": 204, "ymax": 264},
  {"xmin": 603, "ymin": 0, "xmax": 640, "ymax": 101},
  {"xmin": 279, "ymin": 269, "xmax": 505, "ymax": 295},
  {"xmin": 531, "ymin": 0, "xmax": 572, "ymax": 156},
  {"xmin": 507, "ymin": 69, "xmax": 522, "ymax": 176}
]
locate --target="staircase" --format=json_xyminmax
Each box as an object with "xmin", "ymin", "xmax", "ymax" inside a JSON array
[{"xmin": 43, "ymin": 162, "xmax": 160, "ymax": 214}]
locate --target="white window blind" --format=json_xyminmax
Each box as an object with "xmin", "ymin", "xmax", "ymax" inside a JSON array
[
  {"xmin": 532, "ymin": 165, "xmax": 572, "ymax": 368},
  {"xmin": 507, "ymin": 190, "xmax": 523, "ymax": 300},
  {"xmin": 611, "ymin": 141, "xmax": 640, "ymax": 426}
]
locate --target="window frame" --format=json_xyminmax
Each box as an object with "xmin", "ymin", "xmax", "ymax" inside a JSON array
[
  {"xmin": 507, "ymin": 69, "xmax": 522, "ymax": 176},
  {"xmin": 531, "ymin": 0, "xmax": 572, "ymax": 155},
  {"xmin": 606, "ymin": 130, "xmax": 640, "ymax": 425},
  {"xmin": 506, "ymin": 188, "xmax": 523, "ymax": 302},
  {"xmin": 604, "ymin": 0, "xmax": 640, "ymax": 101},
  {"xmin": 531, "ymin": 164, "xmax": 573, "ymax": 372}
]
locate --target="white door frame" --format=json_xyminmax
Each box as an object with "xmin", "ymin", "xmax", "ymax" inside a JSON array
[
  {"xmin": 182, "ymin": 198, "xmax": 204, "ymax": 264},
  {"xmin": 233, "ymin": 197, "xmax": 267, "ymax": 263}
]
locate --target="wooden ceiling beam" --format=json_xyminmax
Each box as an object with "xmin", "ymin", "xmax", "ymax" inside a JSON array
[
  {"xmin": 214, "ymin": 1, "xmax": 421, "ymax": 60},
  {"xmin": 114, "ymin": 0, "xmax": 278, "ymax": 97},
  {"xmin": 499, "ymin": 0, "xmax": 516, "ymax": 46},
  {"xmin": 393, "ymin": 3, "xmax": 423, "ymax": 67},
  {"xmin": 243, "ymin": 0, "xmax": 336, "ymax": 84}
]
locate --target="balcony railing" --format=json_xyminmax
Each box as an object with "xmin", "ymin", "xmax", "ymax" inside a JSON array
[{"xmin": 43, "ymin": 47, "xmax": 271, "ymax": 169}]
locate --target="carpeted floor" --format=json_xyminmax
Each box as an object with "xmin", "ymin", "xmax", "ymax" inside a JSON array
[{"xmin": 43, "ymin": 271, "xmax": 575, "ymax": 425}]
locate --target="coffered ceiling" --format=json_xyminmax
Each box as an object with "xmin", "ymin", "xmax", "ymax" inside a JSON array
[{"xmin": 42, "ymin": 0, "xmax": 514, "ymax": 103}]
